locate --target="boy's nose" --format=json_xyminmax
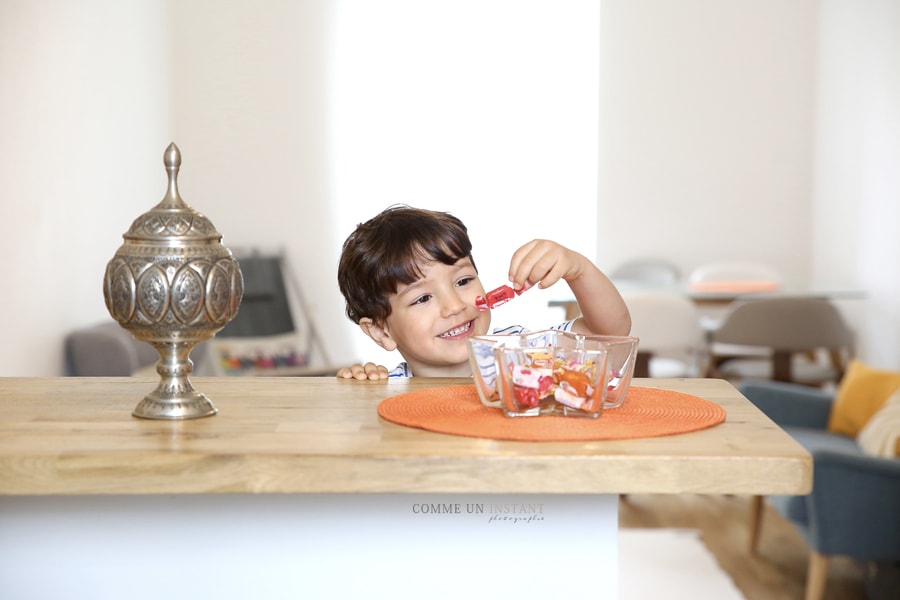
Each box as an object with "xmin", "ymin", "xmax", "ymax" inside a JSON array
[{"xmin": 441, "ymin": 290, "xmax": 467, "ymax": 317}]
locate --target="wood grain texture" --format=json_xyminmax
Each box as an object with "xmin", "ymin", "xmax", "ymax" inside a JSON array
[{"xmin": 0, "ymin": 377, "xmax": 811, "ymax": 496}]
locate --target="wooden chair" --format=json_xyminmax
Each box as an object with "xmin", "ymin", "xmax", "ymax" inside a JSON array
[
  {"xmin": 611, "ymin": 258, "xmax": 681, "ymax": 287},
  {"xmin": 707, "ymin": 297, "xmax": 853, "ymax": 387},
  {"xmin": 687, "ymin": 261, "xmax": 782, "ymax": 294},
  {"xmin": 624, "ymin": 290, "xmax": 707, "ymax": 378}
]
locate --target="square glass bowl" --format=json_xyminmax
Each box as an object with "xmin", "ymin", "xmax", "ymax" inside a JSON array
[{"xmin": 467, "ymin": 330, "xmax": 639, "ymax": 418}]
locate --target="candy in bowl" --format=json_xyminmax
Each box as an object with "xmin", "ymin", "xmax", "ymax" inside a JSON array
[{"xmin": 467, "ymin": 330, "xmax": 639, "ymax": 418}]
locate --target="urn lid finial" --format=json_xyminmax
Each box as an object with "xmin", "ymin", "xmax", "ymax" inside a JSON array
[
  {"xmin": 164, "ymin": 142, "xmax": 181, "ymax": 168},
  {"xmin": 161, "ymin": 142, "xmax": 183, "ymax": 208},
  {"xmin": 121, "ymin": 142, "xmax": 221, "ymax": 243}
]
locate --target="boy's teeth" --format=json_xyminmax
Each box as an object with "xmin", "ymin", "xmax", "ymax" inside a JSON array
[{"xmin": 440, "ymin": 322, "xmax": 471, "ymax": 338}]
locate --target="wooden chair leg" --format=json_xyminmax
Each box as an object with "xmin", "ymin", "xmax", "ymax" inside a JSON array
[
  {"xmin": 748, "ymin": 495, "xmax": 764, "ymax": 554},
  {"xmin": 772, "ymin": 351, "xmax": 793, "ymax": 382},
  {"xmin": 805, "ymin": 551, "xmax": 830, "ymax": 600},
  {"xmin": 634, "ymin": 352, "xmax": 652, "ymax": 378}
]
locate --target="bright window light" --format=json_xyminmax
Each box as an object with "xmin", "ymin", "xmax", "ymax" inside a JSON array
[{"xmin": 330, "ymin": 0, "xmax": 600, "ymax": 364}]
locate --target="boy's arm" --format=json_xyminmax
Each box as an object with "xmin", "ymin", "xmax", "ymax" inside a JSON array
[
  {"xmin": 565, "ymin": 259, "xmax": 632, "ymax": 337},
  {"xmin": 508, "ymin": 240, "xmax": 631, "ymax": 337}
]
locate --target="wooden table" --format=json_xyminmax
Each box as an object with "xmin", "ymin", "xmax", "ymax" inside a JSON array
[{"xmin": 0, "ymin": 377, "xmax": 810, "ymax": 599}]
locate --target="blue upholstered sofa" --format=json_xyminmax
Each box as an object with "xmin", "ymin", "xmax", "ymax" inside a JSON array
[{"xmin": 739, "ymin": 380, "xmax": 900, "ymax": 600}]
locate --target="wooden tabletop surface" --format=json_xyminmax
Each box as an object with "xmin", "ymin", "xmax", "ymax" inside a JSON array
[{"xmin": 0, "ymin": 376, "xmax": 811, "ymax": 496}]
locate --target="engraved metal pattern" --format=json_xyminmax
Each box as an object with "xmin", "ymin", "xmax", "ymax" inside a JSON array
[{"xmin": 103, "ymin": 143, "xmax": 243, "ymax": 420}]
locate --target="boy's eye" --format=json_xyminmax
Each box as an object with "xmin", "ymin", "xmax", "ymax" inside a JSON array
[
  {"xmin": 411, "ymin": 294, "xmax": 432, "ymax": 306},
  {"xmin": 456, "ymin": 276, "xmax": 475, "ymax": 287}
]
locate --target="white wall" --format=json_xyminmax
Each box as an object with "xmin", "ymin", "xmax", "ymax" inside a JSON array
[
  {"xmin": 0, "ymin": 0, "xmax": 170, "ymax": 376},
  {"xmin": 811, "ymin": 0, "xmax": 900, "ymax": 369},
  {"xmin": 165, "ymin": 0, "xmax": 601, "ymax": 370},
  {"xmin": 164, "ymin": 0, "xmax": 353, "ymax": 364},
  {"xmin": 598, "ymin": 0, "xmax": 817, "ymax": 285},
  {"xmin": 1, "ymin": 0, "xmax": 897, "ymax": 375},
  {"xmin": 329, "ymin": 0, "xmax": 600, "ymax": 367}
]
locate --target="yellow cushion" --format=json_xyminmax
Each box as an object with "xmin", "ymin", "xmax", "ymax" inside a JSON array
[{"xmin": 827, "ymin": 360, "xmax": 900, "ymax": 437}]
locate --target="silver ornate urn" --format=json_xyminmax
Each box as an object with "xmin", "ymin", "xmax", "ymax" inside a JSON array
[{"xmin": 103, "ymin": 143, "xmax": 243, "ymax": 419}]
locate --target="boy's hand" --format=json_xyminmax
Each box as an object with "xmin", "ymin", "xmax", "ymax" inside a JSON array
[
  {"xmin": 508, "ymin": 239, "xmax": 632, "ymax": 338},
  {"xmin": 508, "ymin": 239, "xmax": 586, "ymax": 289},
  {"xmin": 336, "ymin": 362, "xmax": 389, "ymax": 380}
]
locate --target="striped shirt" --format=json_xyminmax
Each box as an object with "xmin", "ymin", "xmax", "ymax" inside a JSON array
[{"xmin": 386, "ymin": 319, "xmax": 577, "ymax": 378}]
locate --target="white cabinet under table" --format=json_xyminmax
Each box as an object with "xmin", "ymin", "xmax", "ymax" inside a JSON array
[{"xmin": 0, "ymin": 377, "xmax": 810, "ymax": 599}]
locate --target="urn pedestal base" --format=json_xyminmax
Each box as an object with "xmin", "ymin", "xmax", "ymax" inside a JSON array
[
  {"xmin": 132, "ymin": 390, "xmax": 217, "ymax": 420},
  {"xmin": 131, "ymin": 340, "xmax": 218, "ymax": 420}
]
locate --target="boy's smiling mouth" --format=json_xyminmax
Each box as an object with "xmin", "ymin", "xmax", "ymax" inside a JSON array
[{"xmin": 438, "ymin": 320, "xmax": 473, "ymax": 340}]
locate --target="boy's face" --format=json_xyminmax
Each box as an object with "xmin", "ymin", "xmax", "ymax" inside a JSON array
[{"xmin": 364, "ymin": 256, "xmax": 491, "ymax": 376}]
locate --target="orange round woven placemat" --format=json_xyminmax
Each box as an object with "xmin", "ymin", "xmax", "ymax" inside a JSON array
[{"xmin": 377, "ymin": 384, "xmax": 726, "ymax": 442}]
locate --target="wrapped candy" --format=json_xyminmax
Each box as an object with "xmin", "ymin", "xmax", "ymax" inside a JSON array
[
  {"xmin": 475, "ymin": 283, "xmax": 532, "ymax": 310},
  {"xmin": 507, "ymin": 356, "xmax": 598, "ymax": 412}
]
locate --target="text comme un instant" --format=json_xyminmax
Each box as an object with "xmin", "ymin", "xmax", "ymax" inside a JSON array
[{"xmin": 412, "ymin": 503, "xmax": 544, "ymax": 515}]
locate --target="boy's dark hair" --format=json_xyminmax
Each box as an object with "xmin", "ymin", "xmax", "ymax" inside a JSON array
[{"xmin": 338, "ymin": 205, "xmax": 476, "ymax": 324}]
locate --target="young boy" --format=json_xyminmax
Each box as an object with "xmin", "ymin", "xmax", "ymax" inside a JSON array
[{"xmin": 336, "ymin": 205, "xmax": 631, "ymax": 379}]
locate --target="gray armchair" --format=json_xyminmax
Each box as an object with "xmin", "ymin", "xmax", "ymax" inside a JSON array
[
  {"xmin": 64, "ymin": 321, "xmax": 160, "ymax": 376},
  {"xmin": 740, "ymin": 380, "xmax": 900, "ymax": 600},
  {"xmin": 64, "ymin": 321, "xmax": 211, "ymax": 376}
]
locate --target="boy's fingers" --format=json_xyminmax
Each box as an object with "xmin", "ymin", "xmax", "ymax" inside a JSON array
[
  {"xmin": 338, "ymin": 363, "xmax": 389, "ymax": 380},
  {"xmin": 510, "ymin": 240, "xmax": 566, "ymax": 289},
  {"xmin": 362, "ymin": 362, "xmax": 389, "ymax": 380},
  {"xmin": 508, "ymin": 240, "xmax": 542, "ymax": 287}
]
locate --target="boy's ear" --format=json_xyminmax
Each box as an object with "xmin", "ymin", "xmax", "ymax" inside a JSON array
[{"xmin": 359, "ymin": 318, "xmax": 398, "ymax": 352}]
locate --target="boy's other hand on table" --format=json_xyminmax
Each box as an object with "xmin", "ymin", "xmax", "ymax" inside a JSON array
[{"xmin": 337, "ymin": 362, "xmax": 389, "ymax": 380}]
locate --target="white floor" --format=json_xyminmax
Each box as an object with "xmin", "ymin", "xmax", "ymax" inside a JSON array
[{"xmin": 620, "ymin": 529, "xmax": 745, "ymax": 600}]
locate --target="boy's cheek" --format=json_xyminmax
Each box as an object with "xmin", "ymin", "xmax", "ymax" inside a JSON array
[
  {"xmin": 474, "ymin": 311, "xmax": 492, "ymax": 336},
  {"xmin": 467, "ymin": 285, "xmax": 487, "ymax": 305}
]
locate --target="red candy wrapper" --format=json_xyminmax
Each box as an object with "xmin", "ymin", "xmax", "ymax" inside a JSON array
[{"xmin": 475, "ymin": 283, "xmax": 532, "ymax": 310}]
